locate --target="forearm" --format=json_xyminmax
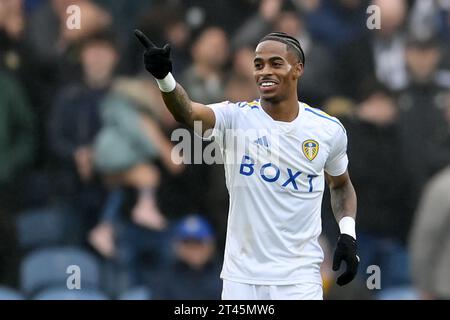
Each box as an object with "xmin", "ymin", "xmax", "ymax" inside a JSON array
[
  {"xmin": 161, "ymin": 83, "xmax": 194, "ymax": 127},
  {"xmin": 330, "ymin": 180, "xmax": 357, "ymax": 222},
  {"xmin": 329, "ymin": 176, "xmax": 357, "ymax": 239}
]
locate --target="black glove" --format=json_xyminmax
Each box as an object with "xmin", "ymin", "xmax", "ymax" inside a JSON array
[
  {"xmin": 332, "ymin": 234, "xmax": 359, "ymax": 286},
  {"xmin": 134, "ymin": 29, "xmax": 172, "ymax": 79}
]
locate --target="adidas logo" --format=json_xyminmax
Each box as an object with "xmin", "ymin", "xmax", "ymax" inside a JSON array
[{"xmin": 254, "ymin": 136, "xmax": 269, "ymax": 148}]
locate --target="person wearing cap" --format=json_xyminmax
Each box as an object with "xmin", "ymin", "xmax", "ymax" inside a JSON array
[{"xmin": 155, "ymin": 215, "xmax": 222, "ymax": 299}]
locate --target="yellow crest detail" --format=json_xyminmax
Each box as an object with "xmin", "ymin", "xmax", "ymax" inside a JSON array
[
  {"xmin": 302, "ymin": 140, "xmax": 319, "ymax": 161},
  {"xmin": 247, "ymin": 100, "xmax": 260, "ymax": 107}
]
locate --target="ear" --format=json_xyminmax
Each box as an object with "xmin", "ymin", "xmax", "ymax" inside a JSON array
[{"xmin": 292, "ymin": 62, "xmax": 304, "ymax": 80}]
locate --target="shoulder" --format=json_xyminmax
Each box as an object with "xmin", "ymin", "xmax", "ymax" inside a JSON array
[
  {"xmin": 234, "ymin": 100, "xmax": 264, "ymax": 116},
  {"xmin": 302, "ymin": 103, "xmax": 346, "ymax": 134},
  {"xmin": 209, "ymin": 99, "xmax": 262, "ymax": 113},
  {"xmin": 230, "ymin": 99, "xmax": 262, "ymax": 110}
]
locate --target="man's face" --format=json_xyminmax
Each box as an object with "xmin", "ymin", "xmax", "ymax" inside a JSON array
[
  {"xmin": 405, "ymin": 46, "xmax": 441, "ymax": 82},
  {"xmin": 175, "ymin": 239, "xmax": 215, "ymax": 269},
  {"xmin": 81, "ymin": 41, "xmax": 118, "ymax": 86},
  {"xmin": 193, "ymin": 27, "xmax": 229, "ymax": 69},
  {"xmin": 374, "ymin": 0, "xmax": 406, "ymax": 37},
  {"xmin": 253, "ymin": 40, "xmax": 303, "ymax": 102}
]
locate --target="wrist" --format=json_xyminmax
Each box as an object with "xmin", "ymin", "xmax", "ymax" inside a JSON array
[
  {"xmin": 156, "ymin": 72, "xmax": 176, "ymax": 92},
  {"xmin": 339, "ymin": 216, "xmax": 356, "ymax": 239}
]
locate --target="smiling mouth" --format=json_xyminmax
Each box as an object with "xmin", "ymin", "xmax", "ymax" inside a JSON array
[{"xmin": 258, "ymin": 81, "xmax": 278, "ymax": 91}]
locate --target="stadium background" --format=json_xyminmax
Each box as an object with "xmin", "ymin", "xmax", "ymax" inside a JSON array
[{"xmin": 0, "ymin": 0, "xmax": 449, "ymax": 300}]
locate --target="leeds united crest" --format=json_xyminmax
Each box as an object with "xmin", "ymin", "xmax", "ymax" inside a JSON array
[{"xmin": 302, "ymin": 140, "xmax": 319, "ymax": 161}]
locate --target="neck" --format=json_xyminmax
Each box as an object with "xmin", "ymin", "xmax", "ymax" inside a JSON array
[{"xmin": 260, "ymin": 94, "xmax": 300, "ymax": 122}]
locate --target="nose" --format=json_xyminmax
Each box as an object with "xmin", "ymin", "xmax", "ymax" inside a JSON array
[{"xmin": 256, "ymin": 64, "xmax": 274, "ymax": 78}]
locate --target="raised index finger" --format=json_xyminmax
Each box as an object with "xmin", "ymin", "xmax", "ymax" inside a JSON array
[{"xmin": 134, "ymin": 29, "xmax": 156, "ymax": 49}]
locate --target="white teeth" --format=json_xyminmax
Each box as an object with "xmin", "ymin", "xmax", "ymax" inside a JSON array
[{"xmin": 261, "ymin": 82, "xmax": 275, "ymax": 87}]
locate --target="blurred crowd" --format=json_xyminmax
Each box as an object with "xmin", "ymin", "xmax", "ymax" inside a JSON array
[{"xmin": 0, "ymin": 0, "xmax": 449, "ymax": 300}]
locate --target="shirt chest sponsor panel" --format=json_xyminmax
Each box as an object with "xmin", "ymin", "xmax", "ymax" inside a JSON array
[{"xmin": 227, "ymin": 109, "xmax": 331, "ymax": 194}]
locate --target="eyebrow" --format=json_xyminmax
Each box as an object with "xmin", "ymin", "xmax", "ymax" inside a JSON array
[{"xmin": 253, "ymin": 56, "xmax": 285, "ymax": 63}]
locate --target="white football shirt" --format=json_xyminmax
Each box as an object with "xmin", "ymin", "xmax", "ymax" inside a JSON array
[{"xmin": 206, "ymin": 99, "xmax": 348, "ymax": 285}]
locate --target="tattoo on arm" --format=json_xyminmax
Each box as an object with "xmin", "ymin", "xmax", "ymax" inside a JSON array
[
  {"xmin": 329, "ymin": 175, "xmax": 357, "ymax": 222},
  {"xmin": 162, "ymin": 84, "xmax": 193, "ymax": 126}
]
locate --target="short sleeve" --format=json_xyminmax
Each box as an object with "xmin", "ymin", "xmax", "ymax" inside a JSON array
[
  {"xmin": 202, "ymin": 101, "xmax": 235, "ymax": 148},
  {"xmin": 324, "ymin": 125, "xmax": 349, "ymax": 176}
]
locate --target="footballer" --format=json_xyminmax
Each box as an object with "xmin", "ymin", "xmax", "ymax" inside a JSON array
[{"xmin": 135, "ymin": 30, "xmax": 359, "ymax": 300}]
